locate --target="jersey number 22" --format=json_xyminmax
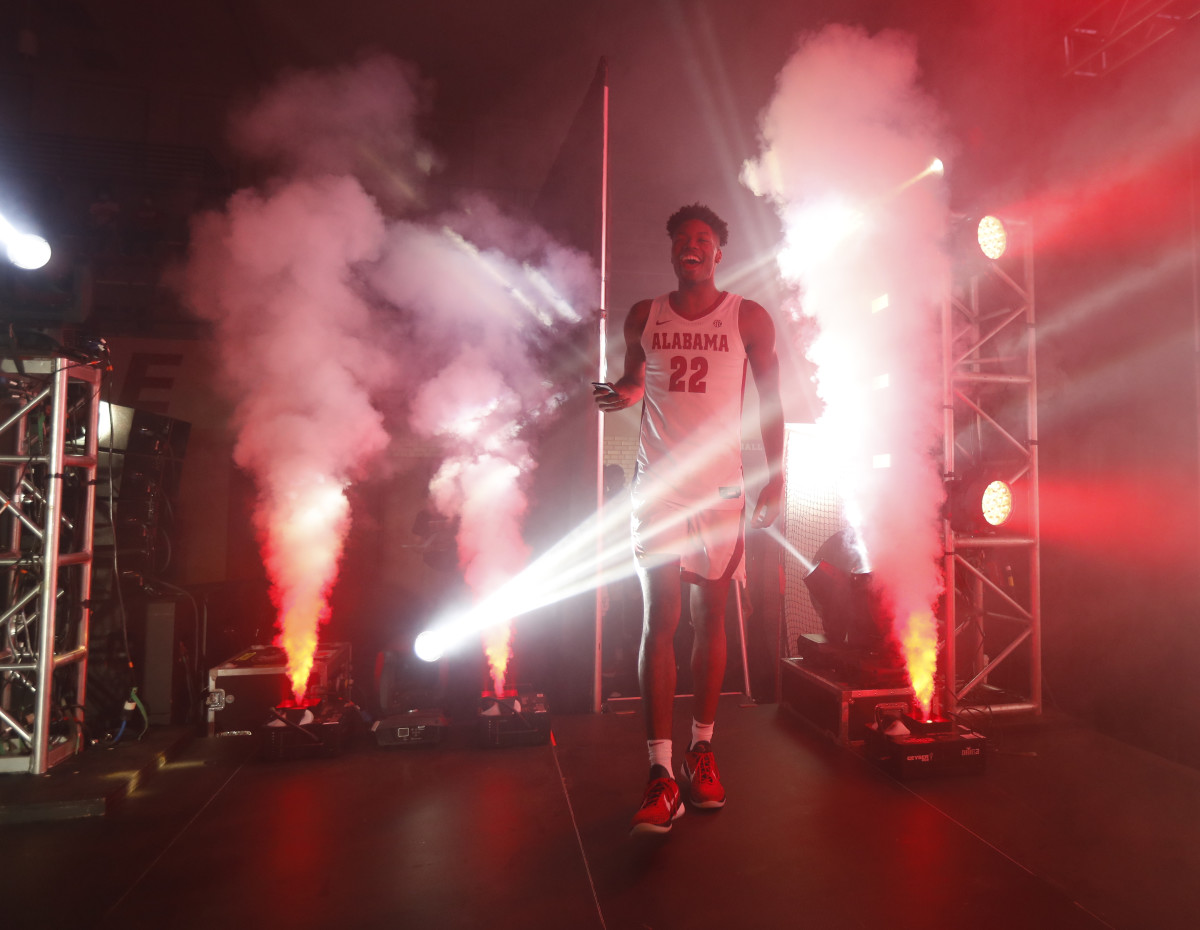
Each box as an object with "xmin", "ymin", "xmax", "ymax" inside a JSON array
[{"xmin": 668, "ymin": 355, "xmax": 708, "ymax": 393}]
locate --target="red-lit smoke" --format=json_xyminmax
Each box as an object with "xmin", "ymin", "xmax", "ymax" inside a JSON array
[
  {"xmin": 184, "ymin": 177, "xmax": 390, "ymax": 701},
  {"xmin": 183, "ymin": 57, "xmax": 594, "ymax": 701},
  {"xmin": 373, "ymin": 211, "xmax": 592, "ymax": 696},
  {"xmin": 744, "ymin": 25, "xmax": 950, "ymax": 715}
]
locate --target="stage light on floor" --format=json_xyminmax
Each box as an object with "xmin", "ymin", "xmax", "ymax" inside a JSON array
[
  {"xmin": 372, "ymin": 709, "xmax": 449, "ymax": 748},
  {"xmin": 414, "ymin": 629, "xmax": 447, "ymax": 663},
  {"xmin": 796, "ymin": 555, "xmax": 908, "ymax": 689},
  {"xmin": 977, "ymin": 215, "xmax": 1007, "ymax": 260},
  {"xmin": 259, "ymin": 696, "xmax": 358, "ymax": 760},
  {"xmin": 863, "ymin": 703, "xmax": 987, "ymax": 778},
  {"xmin": 477, "ymin": 687, "xmax": 550, "ymax": 747},
  {"xmin": 6, "ymin": 232, "xmax": 51, "ymax": 270},
  {"xmin": 801, "ymin": 560, "xmax": 856, "ymax": 647},
  {"xmin": 0, "ymin": 212, "xmax": 51, "ymax": 269}
]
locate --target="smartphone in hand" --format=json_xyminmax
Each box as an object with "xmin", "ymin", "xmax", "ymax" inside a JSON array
[{"xmin": 592, "ymin": 382, "xmax": 617, "ymax": 395}]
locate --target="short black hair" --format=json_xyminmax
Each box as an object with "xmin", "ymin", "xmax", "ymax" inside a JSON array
[{"xmin": 666, "ymin": 203, "xmax": 728, "ymax": 246}]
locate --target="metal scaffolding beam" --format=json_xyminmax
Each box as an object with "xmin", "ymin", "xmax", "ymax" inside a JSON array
[
  {"xmin": 941, "ymin": 219, "xmax": 1041, "ymax": 718},
  {"xmin": 1064, "ymin": 0, "xmax": 1200, "ymax": 77},
  {"xmin": 0, "ymin": 355, "xmax": 101, "ymax": 774}
]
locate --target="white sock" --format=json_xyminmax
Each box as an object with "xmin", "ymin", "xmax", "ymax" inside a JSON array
[
  {"xmin": 691, "ymin": 719, "xmax": 714, "ymax": 750},
  {"xmin": 648, "ymin": 739, "xmax": 672, "ymax": 774}
]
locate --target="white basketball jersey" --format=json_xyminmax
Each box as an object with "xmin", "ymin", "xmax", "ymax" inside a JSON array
[{"xmin": 634, "ymin": 292, "xmax": 748, "ymax": 510}]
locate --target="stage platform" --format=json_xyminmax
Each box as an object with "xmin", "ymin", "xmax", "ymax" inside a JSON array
[{"xmin": 1, "ymin": 696, "xmax": 1197, "ymax": 930}]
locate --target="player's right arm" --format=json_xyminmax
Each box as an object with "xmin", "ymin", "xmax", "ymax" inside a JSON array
[{"xmin": 594, "ymin": 299, "xmax": 651, "ymax": 412}]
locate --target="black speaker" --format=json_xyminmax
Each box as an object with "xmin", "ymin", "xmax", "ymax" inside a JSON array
[
  {"xmin": 135, "ymin": 598, "xmax": 197, "ymax": 726},
  {"xmin": 97, "ymin": 405, "xmax": 190, "ymax": 577}
]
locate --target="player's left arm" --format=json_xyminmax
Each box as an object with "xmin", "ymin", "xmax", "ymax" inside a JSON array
[{"xmin": 740, "ymin": 299, "xmax": 785, "ymax": 529}]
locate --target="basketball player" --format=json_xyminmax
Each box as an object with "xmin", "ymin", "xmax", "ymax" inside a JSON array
[{"xmin": 594, "ymin": 203, "xmax": 784, "ymax": 834}]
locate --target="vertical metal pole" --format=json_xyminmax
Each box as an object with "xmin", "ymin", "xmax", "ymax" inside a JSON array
[
  {"xmin": 735, "ymin": 581, "xmax": 751, "ymax": 701},
  {"xmin": 593, "ymin": 59, "xmax": 610, "ymax": 714},
  {"xmin": 31, "ymin": 363, "xmax": 68, "ymax": 775},
  {"xmin": 74, "ymin": 371, "xmax": 101, "ymax": 735},
  {"xmin": 941, "ymin": 293, "xmax": 958, "ymax": 714},
  {"xmin": 971, "ymin": 575, "xmax": 985, "ymax": 681},
  {"xmin": 1025, "ymin": 227, "xmax": 1042, "ymax": 713},
  {"xmin": 1192, "ymin": 145, "xmax": 1200, "ymax": 563}
]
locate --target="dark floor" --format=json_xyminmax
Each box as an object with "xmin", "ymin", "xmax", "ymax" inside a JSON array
[{"xmin": 2, "ymin": 695, "xmax": 1198, "ymax": 930}]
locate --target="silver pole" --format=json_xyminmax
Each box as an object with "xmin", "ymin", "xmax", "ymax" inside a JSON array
[
  {"xmin": 593, "ymin": 60, "xmax": 610, "ymax": 714},
  {"xmin": 31, "ymin": 363, "xmax": 68, "ymax": 775},
  {"xmin": 735, "ymin": 581, "xmax": 751, "ymax": 701}
]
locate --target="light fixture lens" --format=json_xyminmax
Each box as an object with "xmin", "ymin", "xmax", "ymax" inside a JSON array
[
  {"xmin": 981, "ymin": 479, "xmax": 1013, "ymax": 526},
  {"xmin": 977, "ymin": 215, "xmax": 1007, "ymax": 260},
  {"xmin": 7, "ymin": 233, "xmax": 51, "ymax": 270},
  {"xmin": 414, "ymin": 630, "xmax": 444, "ymax": 663}
]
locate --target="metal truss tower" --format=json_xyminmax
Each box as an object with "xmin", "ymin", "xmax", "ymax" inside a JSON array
[
  {"xmin": 941, "ymin": 219, "xmax": 1041, "ymax": 718},
  {"xmin": 1063, "ymin": 0, "xmax": 1200, "ymax": 77},
  {"xmin": 0, "ymin": 354, "xmax": 102, "ymax": 774}
]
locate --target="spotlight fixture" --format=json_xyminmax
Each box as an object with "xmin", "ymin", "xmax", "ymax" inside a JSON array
[
  {"xmin": 948, "ymin": 474, "xmax": 1017, "ymax": 534},
  {"xmin": 0, "ymin": 212, "xmax": 52, "ymax": 269},
  {"xmin": 797, "ymin": 547, "xmax": 906, "ymax": 688},
  {"xmin": 976, "ymin": 215, "xmax": 1007, "ymax": 260},
  {"xmin": 802, "ymin": 560, "xmax": 856, "ymax": 647},
  {"xmin": 980, "ymin": 479, "xmax": 1014, "ymax": 527},
  {"xmin": 477, "ymin": 688, "xmax": 550, "ymax": 747},
  {"xmin": 414, "ymin": 629, "xmax": 446, "ymax": 663},
  {"xmin": 260, "ymin": 696, "xmax": 358, "ymax": 760},
  {"xmin": 6, "ymin": 232, "xmax": 51, "ymax": 270}
]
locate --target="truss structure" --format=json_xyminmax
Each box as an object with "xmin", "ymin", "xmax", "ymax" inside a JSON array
[
  {"xmin": 1064, "ymin": 0, "xmax": 1200, "ymax": 77},
  {"xmin": 941, "ymin": 221, "xmax": 1041, "ymax": 718},
  {"xmin": 0, "ymin": 354, "xmax": 101, "ymax": 773}
]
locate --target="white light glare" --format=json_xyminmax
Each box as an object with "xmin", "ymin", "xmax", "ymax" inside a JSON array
[
  {"xmin": 8, "ymin": 233, "xmax": 51, "ymax": 270},
  {"xmin": 0, "ymin": 214, "xmax": 52, "ymax": 272},
  {"xmin": 414, "ymin": 629, "xmax": 447, "ymax": 662},
  {"xmin": 928, "ymin": 157, "xmax": 944, "ymax": 175},
  {"xmin": 777, "ymin": 196, "xmax": 864, "ymax": 278},
  {"xmin": 0, "ymin": 213, "xmax": 51, "ymax": 270}
]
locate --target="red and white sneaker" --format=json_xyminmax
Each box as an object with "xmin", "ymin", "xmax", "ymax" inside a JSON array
[
  {"xmin": 630, "ymin": 772, "xmax": 684, "ymax": 835},
  {"xmin": 680, "ymin": 741, "xmax": 726, "ymax": 809}
]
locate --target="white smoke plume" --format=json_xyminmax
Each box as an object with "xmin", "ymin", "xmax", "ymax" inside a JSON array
[
  {"xmin": 743, "ymin": 25, "xmax": 951, "ymax": 713},
  {"xmin": 183, "ymin": 55, "xmax": 595, "ymax": 700},
  {"xmin": 369, "ymin": 206, "xmax": 594, "ymax": 693},
  {"xmin": 229, "ymin": 54, "xmax": 437, "ymax": 212},
  {"xmin": 185, "ymin": 174, "xmax": 392, "ymax": 698}
]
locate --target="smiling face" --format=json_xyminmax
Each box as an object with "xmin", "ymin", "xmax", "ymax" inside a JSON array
[{"xmin": 670, "ymin": 218, "xmax": 722, "ymax": 286}]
